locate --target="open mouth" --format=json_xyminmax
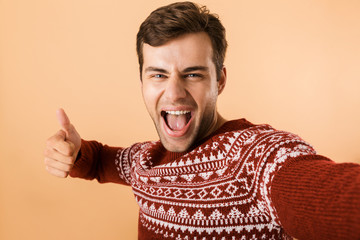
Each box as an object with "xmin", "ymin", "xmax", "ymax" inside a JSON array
[{"xmin": 161, "ymin": 110, "xmax": 192, "ymax": 132}]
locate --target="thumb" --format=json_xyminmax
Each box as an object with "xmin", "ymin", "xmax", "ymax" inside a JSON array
[
  {"xmin": 56, "ymin": 108, "xmax": 72, "ymax": 137},
  {"xmin": 55, "ymin": 108, "xmax": 81, "ymax": 155}
]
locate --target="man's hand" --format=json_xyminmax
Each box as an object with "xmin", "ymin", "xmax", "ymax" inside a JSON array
[{"xmin": 44, "ymin": 109, "xmax": 81, "ymax": 178}]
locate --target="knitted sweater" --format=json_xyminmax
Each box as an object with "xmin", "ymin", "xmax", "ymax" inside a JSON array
[{"xmin": 70, "ymin": 119, "xmax": 360, "ymax": 240}]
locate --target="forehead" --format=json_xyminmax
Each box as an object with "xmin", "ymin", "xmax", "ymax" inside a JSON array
[{"xmin": 142, "ymin": 32, "xmax": 214, "ymax": 70}]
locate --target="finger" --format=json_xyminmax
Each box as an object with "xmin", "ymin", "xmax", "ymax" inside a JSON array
[
  {"xmin": 54, "ymin": 140, "xmax": 75, "ymax": 157},
  {"xmin": 44, "ymin": 147, "xmax": 75, "ymax": 165},
  {"xmin": 46, "ymin": 132, "xmax": 75, "ymax": 156},
  {"xmin": 45, "ymin": 165, "xmax": 69, "ymax": 178},
  {"xmin": 56, "ymin": 108, "xmax": 72, "ymax": 135},
  {"xmin": 44, "ymin": 157, "xmax": 73, "ymax": 172}
]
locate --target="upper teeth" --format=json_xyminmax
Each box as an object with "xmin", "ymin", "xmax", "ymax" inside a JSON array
[{"xmin": 166, "ymin": 110, "xmax": 190, "ymax": 115}]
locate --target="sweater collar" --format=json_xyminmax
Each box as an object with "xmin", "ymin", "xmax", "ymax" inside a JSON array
[{"xmin": 157, "ymin": 118, "xmax": 254, "ymax": 164}]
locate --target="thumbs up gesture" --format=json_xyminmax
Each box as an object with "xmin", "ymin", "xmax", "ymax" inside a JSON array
[{"xmin": 44, "ymin": 109, "xmax": 81, "ymax": 178}]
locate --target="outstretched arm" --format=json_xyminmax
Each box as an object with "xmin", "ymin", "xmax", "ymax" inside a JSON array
[
  {"xmin": 271, "ymin": 155, "xmax": 360, "ymax": 240},
  {"xmin": 69, "ymin": 139, "xmax": 126, "ymax": 184},
  {"xmin": 44, "ymin": 109, "xmax": 128, "ymax": 185}
]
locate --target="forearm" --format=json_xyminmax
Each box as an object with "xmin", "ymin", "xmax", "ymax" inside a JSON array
[
  {"xmin": 271, "ymin": 155, "xmax": 360, "ymax": 240},
  {"xmin": 69, "ymin": 139, "xmax": 125, "ymax": 184}
]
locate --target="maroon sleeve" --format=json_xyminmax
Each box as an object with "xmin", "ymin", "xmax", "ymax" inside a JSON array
[
  {"xmin": 271, "ymin": 155, "xmax": 360, "ymax": 240},
  {"xmin": 69, "ymin": 139, "xmax": 128, "ymax": 185}
]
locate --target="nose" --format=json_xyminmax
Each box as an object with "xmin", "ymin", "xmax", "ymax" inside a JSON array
[{"xmin": 163, "ymin": 75, "xmax": 187, "ymax": 102}]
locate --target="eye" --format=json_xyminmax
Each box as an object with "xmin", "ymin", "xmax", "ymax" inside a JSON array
[
  {"xmin": 145, "ymin": 73, "xmax": 167, "ymax": 83},
  {"xmin": 186, "ymin": 73, "xmax": 200, "ymax": 78},
  {"xmin": 150, "ymin": 74, "xmax": 167, "ymax": 81}
]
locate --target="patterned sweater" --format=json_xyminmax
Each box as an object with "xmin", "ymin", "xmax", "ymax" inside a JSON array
[{"xmin": 70, "ymin": 119, "xmax": 360, "ymax": 240}]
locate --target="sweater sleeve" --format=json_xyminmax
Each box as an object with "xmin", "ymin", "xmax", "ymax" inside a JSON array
[
  {"xmin": 69, "ymin": 139, "xmax": 130, "ymax": 185},
  {"xmin": 271, "ymin": 155, "xmax": 360, "ymax": 240}
]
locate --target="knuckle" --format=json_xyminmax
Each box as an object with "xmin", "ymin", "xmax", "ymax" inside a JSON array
[{"xmin": 46, "ymin": 135, "xmax": 62, "ymax": 150}]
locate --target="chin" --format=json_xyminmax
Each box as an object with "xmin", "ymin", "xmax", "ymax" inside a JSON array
[
  {"xmin": 156, "ymin": 117, "xmax": 197, "ymax": 152},
  {"xmin": 161, "ymin": 138, "xmax": 194, "ymax": 153}
]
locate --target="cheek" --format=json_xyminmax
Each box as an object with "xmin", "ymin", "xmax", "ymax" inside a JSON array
[
  {"xmin": 191, "ymin": 84, "xmax": 218, "ymax": 108},
  {"xmin": 142, "ymin": 84, "xmax": 162, "ymax": 112}
]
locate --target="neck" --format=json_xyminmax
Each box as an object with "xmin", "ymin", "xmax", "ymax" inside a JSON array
[
  {"xmin": 207, "ymin": 112, "xmax": 227, "ymax": 137},
  {"xmin": 197, "ymin": 112, "xmax": 227, "ymax": 144}
]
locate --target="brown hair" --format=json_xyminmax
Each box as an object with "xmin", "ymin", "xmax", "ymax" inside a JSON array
[{"xmin": 136, "ymin": 1, "xmax": 227, "ymax": 80}]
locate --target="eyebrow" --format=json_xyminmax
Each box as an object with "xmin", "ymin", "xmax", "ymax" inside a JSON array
[
  {"xmin": 182, "ymin": 66, "xmax": 209, "ymax": 73},
  {"xmin": 144, "ymin": 66, "xmax": 209, "ymax": 74},
  {"xmin": 144, "ymin": 67, "xmax": 169, "ymax": 74}
]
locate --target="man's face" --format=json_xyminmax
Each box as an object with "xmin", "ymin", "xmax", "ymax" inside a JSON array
[{"xmin": 141, "ymin": 32, "xmax": 226, "ymax": 152}]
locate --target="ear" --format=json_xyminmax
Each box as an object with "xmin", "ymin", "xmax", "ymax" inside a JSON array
[{"xmin": 217, "ymin": 66, "xmax": 227, "ymax": 95}]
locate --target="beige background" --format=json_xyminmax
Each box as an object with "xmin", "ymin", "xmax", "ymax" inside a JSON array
[{"xmin": 1, "ymin": 0, "xmax": 359, "ymax": 239}]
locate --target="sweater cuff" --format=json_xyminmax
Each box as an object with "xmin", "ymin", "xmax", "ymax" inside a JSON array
[{"xmin": 69, "ymin": 139, "xmax": 95, "ymax": 179}]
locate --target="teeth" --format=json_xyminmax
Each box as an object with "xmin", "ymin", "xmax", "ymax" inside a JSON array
[{"xmin": 166, "ymin": 110, "xmax": 190, "ymax": 115}]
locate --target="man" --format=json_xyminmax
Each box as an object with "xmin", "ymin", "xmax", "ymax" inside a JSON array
[{"xmin": 44, "ymin": 2, "xmax": 360, "ymax": 239}]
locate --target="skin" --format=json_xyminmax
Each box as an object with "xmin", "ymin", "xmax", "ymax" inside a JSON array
[
  {"xmin": 44, "ymin": 32, "xmax": 227, "ymax": 177},
  {"xmin": 141, "ymin": 32, "xmax": 227, "ymax": 152},
  {"xmin": 44, "ymin": 108, "xmax": 81, "ymax": 178}
]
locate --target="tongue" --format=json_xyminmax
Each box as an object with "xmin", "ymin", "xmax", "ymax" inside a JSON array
[{"xmin": 166, "ymin": 114, "xmax": 188, "ymax": 131}]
